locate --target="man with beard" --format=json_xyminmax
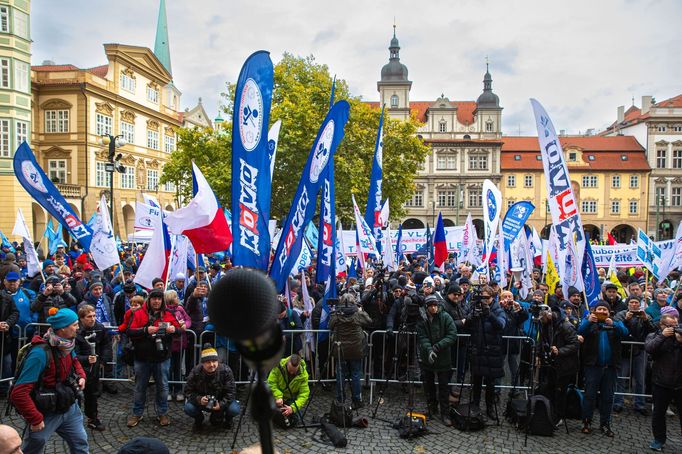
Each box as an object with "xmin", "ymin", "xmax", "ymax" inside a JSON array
[{"xmin": 602, "ymin": 283, "xmax": 626, "ymax": 314}]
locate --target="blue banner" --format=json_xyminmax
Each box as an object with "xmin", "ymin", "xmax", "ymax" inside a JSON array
[
  {"xmin": 231, "ymin": 51, "xmax": 274, "ymax": 270},
  {"xmin": 269, "ymin": 100, "xmax": 351, "ymax": 291},
  {"xmin": 501, "ymin": 201, "xmax": 535, "ymax": 252},
  {"xmin": 582, "ymin": 234, "xmax": 601, "ymax": 307},
  {"xmin": 14, "ymin": 142, "xmax": 93, "ymax": 251},
  {"xmin": 395, "ymin": 223, "xmax": 404, "ymax": 264},
  {"xmin": 364, "ymin": 106, "xmax": 384, "ymax": 253},
  {"xmin": 316, "ymin": 161, "xmax": 336, "ymax": 293}
]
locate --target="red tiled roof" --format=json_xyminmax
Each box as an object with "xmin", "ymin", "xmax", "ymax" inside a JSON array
[
  {"xmin": 178, "ymin": 112, "xmax": 184, "ymax": 123},
  {"xmin": 500, "ymin": 136, "xmax": 650, "ymax": 171},
  {"xmin": 654, "ymin": 94, "xmax": 682, "ymax": 108},
  {"xmin": 32, "ymin": 64, "xmax": 80, "ymax": 72},
  {"xmin": 366, "ymin": 100, "xmax": 477, "ymax": 124},
  {"xmin": 87, "ymin": 65, "xmax": 108, "ymax": 78}
]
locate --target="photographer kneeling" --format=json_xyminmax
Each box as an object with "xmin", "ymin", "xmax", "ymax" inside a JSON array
[
  {"xmin": 184, "ymin": 345, "xmax": 239, "ymax": 431},
  {"xmin": 267, "ymin": 354, "xmax": 310, "ymax": 429}
]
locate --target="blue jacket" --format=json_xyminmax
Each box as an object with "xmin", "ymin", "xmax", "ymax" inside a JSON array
[
  {"xmin": 578, "ymin": 317, "xmax": 628, "ymax": 366},
  {"xmin": 2, "ymin": 288, "xmax": 37, "ymax": 335}
]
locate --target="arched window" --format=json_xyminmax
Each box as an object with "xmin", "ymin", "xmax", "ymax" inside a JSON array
[
  {"xmin": 390, "ymin": 94, "xmax": 399, "ymax": 108},
  {"xmin": 485, "ymin": 120, "xmax": 494, "ymax": 132}
]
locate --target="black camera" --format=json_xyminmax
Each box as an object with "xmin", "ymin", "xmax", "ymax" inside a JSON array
[
  {"xmin": 153, "ymin": 322, "xmax": 169, "ymax": 352},
  {"xmin": 205, "ymin": 395, "xmax": 217, "ymax": 411},
  {"xmin": 66, "ymin": 374, "xmax": 85, "ymax": 403},
  {"xmin": 470, "ymin": 287, "xmax": 489, "ymax": 318},
  {"xmin": 674, "ymin": 327, "xmax": 682, "ymax": 336}
]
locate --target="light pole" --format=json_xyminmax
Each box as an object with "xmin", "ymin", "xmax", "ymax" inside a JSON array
[{"xmin": 99, "ymin": 134, "xmax": 127, "ymax": 227}]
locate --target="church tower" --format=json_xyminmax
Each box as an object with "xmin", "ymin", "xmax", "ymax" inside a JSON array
[
  {"xmin": 474, "ymin": 62, "xmax": 502, "ymax": 138},
  {"xmin": 153, "ymin": 0, "xmax": 181, "ymax": 111},
  {"xmin": 377, "ymin": 26, "xmax": 412, "ymax": 121}
]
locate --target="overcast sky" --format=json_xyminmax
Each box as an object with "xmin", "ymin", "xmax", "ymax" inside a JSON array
[{"xmin": 33, "ymin": 0, "xmax": 681, "ymax": 135}]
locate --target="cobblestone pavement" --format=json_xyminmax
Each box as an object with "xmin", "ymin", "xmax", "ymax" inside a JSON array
[{"xmin": 2, "ymin": 381, "xmax": 681, "ymax": 453}]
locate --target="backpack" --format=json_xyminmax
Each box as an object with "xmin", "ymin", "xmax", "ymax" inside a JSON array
[
  {"xmin": 565, "ymin": 384, "xmax": 584, "ymax": 420},
  {"xmin": 329, "ymin": 400, "xmax": 353, "ymax": 427},
  {"xmin": 450, "ymin": 403, "xmax": 485, "ymax": 432},
  {"xmin": 5, "ymin": 343, "xmax": 54, "ymax": 416},
  {"xmin": 393, "ymin": 411, "xmax": 428, "ymax": 439},
  {"xmin": 526, "ymin": 395, "xmax": 554, "ymax": 436}
]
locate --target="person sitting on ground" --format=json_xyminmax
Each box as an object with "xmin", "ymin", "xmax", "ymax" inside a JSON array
[{"xmin": 267, "ymin": 354, "xmax": 310, "ymax": 428}]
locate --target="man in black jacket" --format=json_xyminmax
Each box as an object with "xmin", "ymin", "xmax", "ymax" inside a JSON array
[
  {"xmin": 184, "ymin": 345, "xmax": 239, "ymax": 431},
  {"xmin": 499, "ymin": 290, "xmax": 529, "ymax": 391},
  {"xmin": 645, "ymin": 313, "xmax": 682, "ymax": 451},
  {"xmin": 31, "ymin": 275, "xmax": 77, "ymax": 323},
  {"xmin": 0, "ymin": 290, "xmax": 18, "ymax": 396},
  {"xmin": 442, "ymin": 285, "xmax": 468, "ymax": 384},
  {"xmin": 75, "ymin": 304, "xmax": 113, "ymax": 431}
]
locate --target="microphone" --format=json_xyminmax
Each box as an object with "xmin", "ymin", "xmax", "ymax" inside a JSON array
[{"xmin": 207, "ymin": 268, "xmax": 283, "ymax": 368}]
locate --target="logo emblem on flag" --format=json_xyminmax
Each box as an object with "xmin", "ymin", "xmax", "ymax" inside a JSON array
[
  {"xmin": 486, "ymin": 189, "xmax": 497, "ymax": 222},
  {"xmin": 310, "ymin": 120, "xmax": 335, "ymax": 183},
  {"xmin": 239, "ymin": 78, "xmax": 264, "ymax": 151},
  {"xmin": 21, "ymin": 161, "xmax": 48, "ymax": 193}
]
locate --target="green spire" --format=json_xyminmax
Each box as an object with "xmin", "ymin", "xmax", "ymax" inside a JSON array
[{"xmin": 154, "ymin": 0, "xmax": 172, "ymax": 77}]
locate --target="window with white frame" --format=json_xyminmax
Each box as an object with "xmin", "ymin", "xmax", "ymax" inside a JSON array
[
  {"xmin": 147, "ymin": 130, "xmax": 159, "ymax": 150},
  {"xmin": 16, "ymin": 120, "xmax": 27, "ymax": 146},
  {"xmin": 437, "ymin": 190, "xmax": 456, "ymax": 207},
  {"xmin": 468, "ymin": 188, "xmax": 482, "ymax": 208},
  {"xmin": 582, "ymin": 175, "xmax": 597, "ymax": 188},
  {"xmin": 524, "ymin": 175, "xmax": 533, "ymax": 188},
  {"xmin": 0, "ymin": 7, "xmax": 8, "ymax": 33},
  {"xmin": 672, "ymin": 187, "xmax": 682, "ymax": 207},
  {"xmin": 164, "ymin": 180, "xmax": 176, "ymax": 193},
  {"xmin": 95, "ymin": 113, "xmax": 112, "ymax": 136},
  {"xmin": 657, "ymin": 125, "xmax": 667, "ymax": 133},
  {"xmin": 0, "ymin": 119, "xmax": 9, "ymax": 157},
  {"xmin": 673, "ymin": 149, "xmax": 682, "ymax": 169},
  {"xmin": 12, "ymin": 9, "xmax": 28, "ymax": 39},
  {"xmin": 14, "ymin": 60, "xmax": 28, "ymax": 92},
  {"xmin": 581, "ymin": 200, "xmax": 597, "ymax": 214},
  {"xmin": 611, "ymin": 200, "xmax": 620, "ymax": 214},
  {"xmin": 120, "ymin": 121, "xmax": 134, "ymax": 144},
  {"xmin": 655, "ymin": 186, "xmax": 666, "ymax": 205},
  {"xmin": 629, "ymin": 175, "xmax": 639, "ymax": 188},
  {"xmin": 612, "ymin": 175, "xmax": 620, "ymax": 188},
  {"xmin": 0, "ymin": 58, "xmax": 9, "ymax": 88},
  {"xmin": 146, "ymin": 86, "xmax": 159, "ymax": 104},
  {"xmin": 95, "ymin": 161, "xmax": 110, "ymax": 187},
  {"xmin": 120, "ymin": 72, "xmax": 136, "ymax": 93},
  {"xmin": 120, "ymin": 165, "xmax": 136, "ymax": 189},
  {"xmin": 164, "ymin": 134, "xmax": 175, "ymax": 153},
  {"xmin": 436, "ymin": 154, "xmax": 456, "ymax": 170},
  {"xmin": 390, "ymin": 94, "xmax": 398, "ymax": 108},
  {"xmin": 48, "ymin": 159, "xmax": 67, "ymax": 183},
  {"xmin": 147, "ymin": 169, "xmax": 159, "ymax": 191},
  {"xmin": 485, "ymin": 120, "xmax": 494, "ymax": 132},
  {"xmin": 405, "ymin": 190, "xmax": 423, "ymax": 207},
  {"xmin": 629, "ymin": 200, "xmax": 638, "ymax": 214},
  {"xmin": 507, "ymin": 175, "xmax": 516, "ymax": 187},
  {"xmin": 468, "ymin": 154, "xmax": 488, "ymax": 170},
  {"xmin": 45, "ymin": 110, "xmax": 69, "ymax": 133},
  {"xmin": 438, "ymin": 120, "xmax": 447, "ymax": 133},
  {"xmin": 657, "ymin": 149, "xmax": 667, "ymax": 168}
]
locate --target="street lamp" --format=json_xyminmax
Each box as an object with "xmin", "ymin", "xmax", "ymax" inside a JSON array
[{"xmin": 99, "ymin": 134, "xmax": 127, "ymax": 226}]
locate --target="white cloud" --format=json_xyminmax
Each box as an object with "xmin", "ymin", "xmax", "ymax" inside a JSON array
[{"xmin": 33, "ymin": 0, "xmax": 681, "ymax": 135}]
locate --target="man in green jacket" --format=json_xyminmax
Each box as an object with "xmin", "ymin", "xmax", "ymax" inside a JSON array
[
  {"xmin": 417, "ymin": 294, "xmax": 457, "ymax": 426},
  {"xmin": 267, "ymin": 354, "xmax": 310, "ymax": 428}
]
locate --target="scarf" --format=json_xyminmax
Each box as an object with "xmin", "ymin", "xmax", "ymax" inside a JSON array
[
  {"xmin": 94, "ymin": 296, "xmax": 110, "ymax": 324},
  {"xmin": 46, "ymin": 329, "xmax": 76, "ymax": 356}
]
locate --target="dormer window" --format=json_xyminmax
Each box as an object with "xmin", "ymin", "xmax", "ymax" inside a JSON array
[
  {"xmin": 120, "ymin": 69, "xmax": 136, "ymax": 93},
  {"xmin": 390, "ymin": 94, "xmax": 399, "ymax": 108},
  {"xmin": 439, "ymin": 120, "xmax": 447, "ymax": 133},
  {"xmin": 568, "ymin": 152, "xmax": 577, "ymax": 162},
  {"xmin": 485, "ymin": 120, "xmax": 494, "ymax": 132}
]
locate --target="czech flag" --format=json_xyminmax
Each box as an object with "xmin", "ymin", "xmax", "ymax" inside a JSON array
[
  {"xmin": 434, "ymin": 212, "xmax": 448, "ymax": 268},
  {"xmin": 607, "ymin": 232, "xmax": 617, "ymax": 245},
  {"xmin": 165, "ymin": 163, "xmax": 232, "ymax": 254},
  {"xmin": 134, "ymin": 211, "xmax": 172, "ymax": 290}
]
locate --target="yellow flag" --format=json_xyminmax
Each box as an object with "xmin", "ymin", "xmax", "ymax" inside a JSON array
[{"xmin": 546, "ymin": 250, "xmax": 560, "ymax": 295}]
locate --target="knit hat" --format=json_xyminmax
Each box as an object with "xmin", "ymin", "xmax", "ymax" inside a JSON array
[
  {"xmin": 47, "ymin": 308, "xmax": 78, "ymax": 330},
  {"xmin": 425, "ymin": 294, "xmax": 439, "ymax": 306},
  {"xmin": 593, "ymin": 300, "xmax": 611, "ymax": 312},
  {"xmin": 89, "ymin": 281, "xmax": 103, "ymax": 290},
  {"xmin": 660, "ymin": 306, "xmax": 679, "ymax": 319},
  {"xmin": 148, "ymin": 288, "xmax": 164, "ymax": 300},
  {"xmin": 43, "ymin": 259, "xmax": 55, "ymax": 270},
  {"xmin": 603, "ymin": 282, "xmax": 618, "ymax": 291},
  {"xmin": 568, "ymin": 286, "xmax": 581, "ymax": 297},
  {"xmin": 200, "ymin": 344, "xmax": 219, "ymax": 362},
  {"xmin": 447, "ymin": 284, "xmax": 462, "ymax": 295},
  {"xmin": 458, "ymin": 277, "xmax": 470, "ymax": 285}
]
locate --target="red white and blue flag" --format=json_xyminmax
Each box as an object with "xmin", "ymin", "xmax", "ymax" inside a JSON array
[
  {"xmin": 134, "ymin": 208, "xmax": 172, "ymax": 289},
  {"xmin": 434, "ymin": 212, "xmax": 448, "ymax": 268}
]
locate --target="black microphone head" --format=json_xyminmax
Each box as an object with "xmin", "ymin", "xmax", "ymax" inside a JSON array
[{"xmin": 207, "ymin": 268, "xmax": 278, "ymax": 340}]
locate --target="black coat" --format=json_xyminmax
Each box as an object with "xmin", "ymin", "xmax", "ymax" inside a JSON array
[
  {"xmin": 31, "ymin": 291, "xmax": 77, "ymax": 323},
  {"xmin": 329, "ymin": 307, "xmax": 372, "ymax": 360},
  {"xmin": 548, "ymin": 318, "xmax": 580, "ymax": 378},
  {"xmin": 501, "ymin": 306, "xmax": 529, "ymax": 355},
  {"xmin": 184, "ymin": 363, "xmax": 236, "ymax": 409},
  {"xmin": 467, "ymin": 301, "xmax": 506, "ymax": 378},
  {"xmin": 75, "ymin": 322, "xmax": 113, "ymax": 381},
  {"xmin": 0, "ymin": 292, "xmax": 18, "ymax": 355},
  {"xmin": 614, "ymin": 309, "xmax": 656, "ymax": 356},
  {"xmin": 645, "ymin": 331, "xmax": 682, "ymax": 389}
]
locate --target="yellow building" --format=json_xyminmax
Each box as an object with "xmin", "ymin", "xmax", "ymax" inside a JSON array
[
  {"xmin": 500, "ymin": 135, "xmax": 650, "ymax": 242},
  {"xmin": 0, "ymin": 0, "xmax": 34, "ymax": 238}
]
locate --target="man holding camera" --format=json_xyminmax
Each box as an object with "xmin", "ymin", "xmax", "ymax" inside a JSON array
[
  {"xmin": 184, "ymin": 345, "xmax": 239, "ymax": 431},
  {"xmin": 74, "ymin": 304, "xmax": 113, "ymax": 431},
  {"xmin": 267, "ymin": 354, "xmax": 310, "ymax": 428},
  {"xmin": 10, "ymin": 308, "xmax": 88, "ymax": 453},
  {"xmin": 645, "ymin": 313, "xmax": 682, "ymax": 451},
  {"xmin": 577, "ymin": 301, "xmax": 628, "ymax": 437},
  {"xmin": 613, "ymin": 295, "xmax": 655, "ymax": 415},
  {"xmin": 31, "ymin": 276, "xmax": 77, "ymax": 323},
  {"xmin": 125, "ymin": 288, "xmax": 180, "ymax": 428}
]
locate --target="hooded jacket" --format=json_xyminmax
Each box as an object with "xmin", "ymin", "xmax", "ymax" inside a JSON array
[
  {"xmin": 125, "ymin": 299, "xmax": 181, "ymax": 362},
  {"xmin": 267, "ymin": 356, "xmax": 310, "ymax": 413},
  {"xmin": 416, "ymin": 308, "xmax": 457, "ymax": 371},
  {"xmin": 329, "ymin": 305, "xmax": 372, "ymax": 360}
]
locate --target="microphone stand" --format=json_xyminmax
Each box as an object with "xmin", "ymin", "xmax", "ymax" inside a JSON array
[{"xmin": 251, "ymin": 366, "xmax": 276, "ymax": 454}]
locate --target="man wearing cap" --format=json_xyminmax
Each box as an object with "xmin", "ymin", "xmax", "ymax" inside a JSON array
[
  {"xmin": 81, "ymin": 281, "xmax": 115, "ymax": 327},
  {"xmin": 184, "ymin": 267, "xmax": 208, "ymax": 305},
  {"xmin": 2, "ymin": 271, "xmax": 36, "ymax": 365},
  {"xmin": 646, "ymin": 289, "xmax": 670, "ymax": 323},
  {"xmin": 566, "ymin": 287, "xmax": 583, "ymax": 313},
  {"xmin": 168, "ymin": 273, "xmax": 186, "ymax": 301},
  {"xmin": 10, "ymin": 308, "xmax": 88, "ymax": 453},
  {"xmin": 114, "ymin": 279, "xmax": 147, "ymax": 326},
  {"xmin": 31, "ymin": 276, "xmax": 77, "ymax": 324},
  {"xmin": 184, "ymin": 345, "xmax": 239, "ymax": 431},
  {"xmin": 28, "ymin": 260, "xmax": 55, "ymax": 294},
  {"xmin": 602, "ymin": 283, "xmax": 626, "ymax": 314},
  {"xmin": 417, "ymin": 294, "xmax": 457, "ymax": 425},
  {"xmin": 0, "ymin": 286, "xmax": 18, "ymax": 396},
  {"xmin": 443, "ymin": 284, "xmax": 469, "ymax": 385},
  {"xmin": 613, "ymin": 295, "xmax": 655, "ymax": 415},
  {"xmin": 577, "ymin": 301, "xmax": 628, "ymax": 436},
  {"xmin": 186, "ymin": 279, "xmax": 211, "ymax": 336},
  {"xmin": 0, "ymin": 252, "xmax": 19, "ymax": 286},
  {"xmin": 125, "ymin": 288, "xmax": 181, "ymax": 428}
]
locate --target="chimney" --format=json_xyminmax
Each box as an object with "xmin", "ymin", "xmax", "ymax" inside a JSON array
[
  {"xmin": 641, "ymin": 95, "xmax": 652, "ymax": 114},
  {"xmin": 559, "ymin": 129, "xmax": 565, "ymax": 136},
  {"xmin": 617, "ymin": 105, "xmax": 625, "ymax": 124}
]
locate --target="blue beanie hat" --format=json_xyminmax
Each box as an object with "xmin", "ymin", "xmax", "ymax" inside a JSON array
[{"xmin": 47, "ymin": 308, "xmax": 79, "ymax": 330}]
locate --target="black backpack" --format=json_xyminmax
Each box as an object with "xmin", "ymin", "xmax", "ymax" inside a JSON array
[
  {"xmin": 393, "ymin": 411, "xmax": 428, "ymax": 439},
  {"xmin": 505, "ymin": 395, "xmax": 555, "ymax": 436},
  {"xmin": 450, "ymin": 403, "xmax": 485, "ymax": 432},
  {"xmin": 329, "ymin": 400, "xmax": 353, "ymax": 427},
  {"xmin": 565, "ymin": 384, "xmax": 584, "ymax": 420}
]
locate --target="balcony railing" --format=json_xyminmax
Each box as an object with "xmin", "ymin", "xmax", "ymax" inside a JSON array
[{"xmin": 56, "ymin": 183, "xmax": 82, "ymax": 198}]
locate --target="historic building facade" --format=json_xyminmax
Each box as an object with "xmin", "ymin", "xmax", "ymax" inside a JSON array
[
  {"xmin": 602, "ymin": 95, "xmax": 682, "ymax": 239},
  {"xmin": 375, "ymin": 29, "xmax": 502, "ymax": 235}
]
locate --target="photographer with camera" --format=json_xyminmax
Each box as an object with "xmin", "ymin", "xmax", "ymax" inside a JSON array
[
  {"xmin": 125, "ymin": 288, "xmax": 181, "ymax": 428},
  {"xmin": 417, "ymin": 294, "xmax": 457, "ymax": 425},
  {"xmin": 466, "ymin": 285, "xmax": 506, "ymax": 420},
  {"xmin": 10, "ymin": 308, "xmax": 88, "ymax": 453},
  {"xmin": 442, "ymin": 285, "xmax": 469, "ymax": 385},
  {"xmin": 577, "ymin": 301, "xmax": 628, "ymax": 437},
  {"xmin": 74, "ymin": 304, "xmax": 113, "ymax": 431},
  {"xmin": 31, "ymin": 275, "xmax": 77, "ymax": 323},
  {"xmin": 645, "ymin": 313, "xmax": 682, "ymax": 451},
  {"xmin": 267, "ymin": 354, "xmax": 310, "ymax": 429},
  {"xmin": 613, "ymin": 295, "xmax": 656, "ymax": 415},
  {"xmin": 386, "ymin": 285, "xmax": 424, "ymax": 382},
  {"xmin": 183, "ymin": 345, "xmax": 239, "ymax": 431},
  {"xmin": 329, "ymin": 292, "xmax": 372, "ymax": 409}
]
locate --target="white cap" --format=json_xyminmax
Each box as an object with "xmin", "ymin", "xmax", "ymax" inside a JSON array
[
  {"xmin": 175, "ymin": 272, "xmax": 186, "ymax": 280},
  {"xmin": 423, "ymin": 277, "xmax": 435, "ymax": 287},
  {"xmin": 364, "ymin": 277, "xmax": 373, "ymax": 288}
]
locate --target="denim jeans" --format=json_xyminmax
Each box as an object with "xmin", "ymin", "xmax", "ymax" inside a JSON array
[
  {"xmin": 184, "ymin": 400, "xmax": 240, "ymax": 421},
  {"xmin": 336, "ymin": 359, "xmax": 363, "ymax": 402},
  {"xmin": 22, "ymin": 403, "xmax": 89, "ymax": 454},
  {"xmin": 582, "ymin": 365, "xmax": 617, "ymax": 426},
  {"xmin": 132, "ymin": 359, "xmax": 170, "ymax": 417},
  {"xmin": 614, "ymin": 350, "xmax": 646, "ymax": 409}
]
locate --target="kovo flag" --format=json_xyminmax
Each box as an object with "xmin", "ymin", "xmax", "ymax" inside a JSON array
[
  {"xmin": 231, "ymin": 50, "xmax": 274, "ymax": 270},
  {"xmin": 13, "ymin": 142, "xmax": 93, "ymax": 250},
  {"xmin": 482, "ymin": 179, "xmax": 501, "ymax": 266},
  {"xmin": 269, "ymin": 100, "xmax": 351, "ymax": 291}
]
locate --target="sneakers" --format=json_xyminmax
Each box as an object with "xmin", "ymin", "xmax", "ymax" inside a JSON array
[
  {"xmin": 649, "ymin": 440, "xmax": 664, "ymax": 451},
  {"xmin": 127, "ymin": 415, "xmax": 143, "ymax": 428},
  {"xmin": 600, "ymin": 424, "xmax": 615, "ymax": 437},
  {"xmin": 158, "ymin": 414, "xmax": 170, "ymax": 426},
  {"xmin": 554, "ymin": 419, "xmax": 564, "ymax": 430},
  {"xmin": 666, "ymin": 407, "xmax": 675, "ymax": 416},
  {"xmin": 167, "ymin": 394, "xmax": 174, "ymax": 402},
  {"xmin": 581, "ymin": 419, "xmax": 592, "ymax": 434},
  {"xmin": 176, "ymin": 393, "xmax": 185, "ymax": 402},
  {"xmin": 87, "ymin": 418, "xmax": 106, "ymax": 431}
]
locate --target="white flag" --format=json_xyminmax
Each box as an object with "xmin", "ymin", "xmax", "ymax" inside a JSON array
[
  {"xmin": 12, "ymin": 208, "xmax": 41, "ymax": 277},
  {"xmin": 135, "ymin": 201, "xmax": 163, "ymax": 231},
  {"xmin": 301, "ymin": 269, "xmax": 314, "ymax": 313},
  {"xmin": 167, "ymin": 235, "xmax": 189, "ymax": 285},
  {"xmin": 383, "ymin": 222, "xmax": 396, "ymax": 272},
  {"xmin": 482, "ymin": 179, "xmax": 502, "ymax": 267},
  {"xmin": 335, "ymin": 222, "xmax": 348, "ymax": 274},
  {"xmin": 90, "ymin": 195, "xmax": 120, "ymax": 271},
  {"xmin": 497, "ymin": 223, "xmax": 508, "ymax": 288},
  {"xmin": 378, "ymin": 198, "xmax": 390, "ymax": 227},
  {"xmin": 142, "ymin": 193, "xmax": 161, "ymax": 208},
  {"xmin": 352, "ymin": 194, "xmax": 377, "ymax": 255},
  {"xmin": 268, "ymin": 120, "xmax": 282, "ymax": 183}
]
